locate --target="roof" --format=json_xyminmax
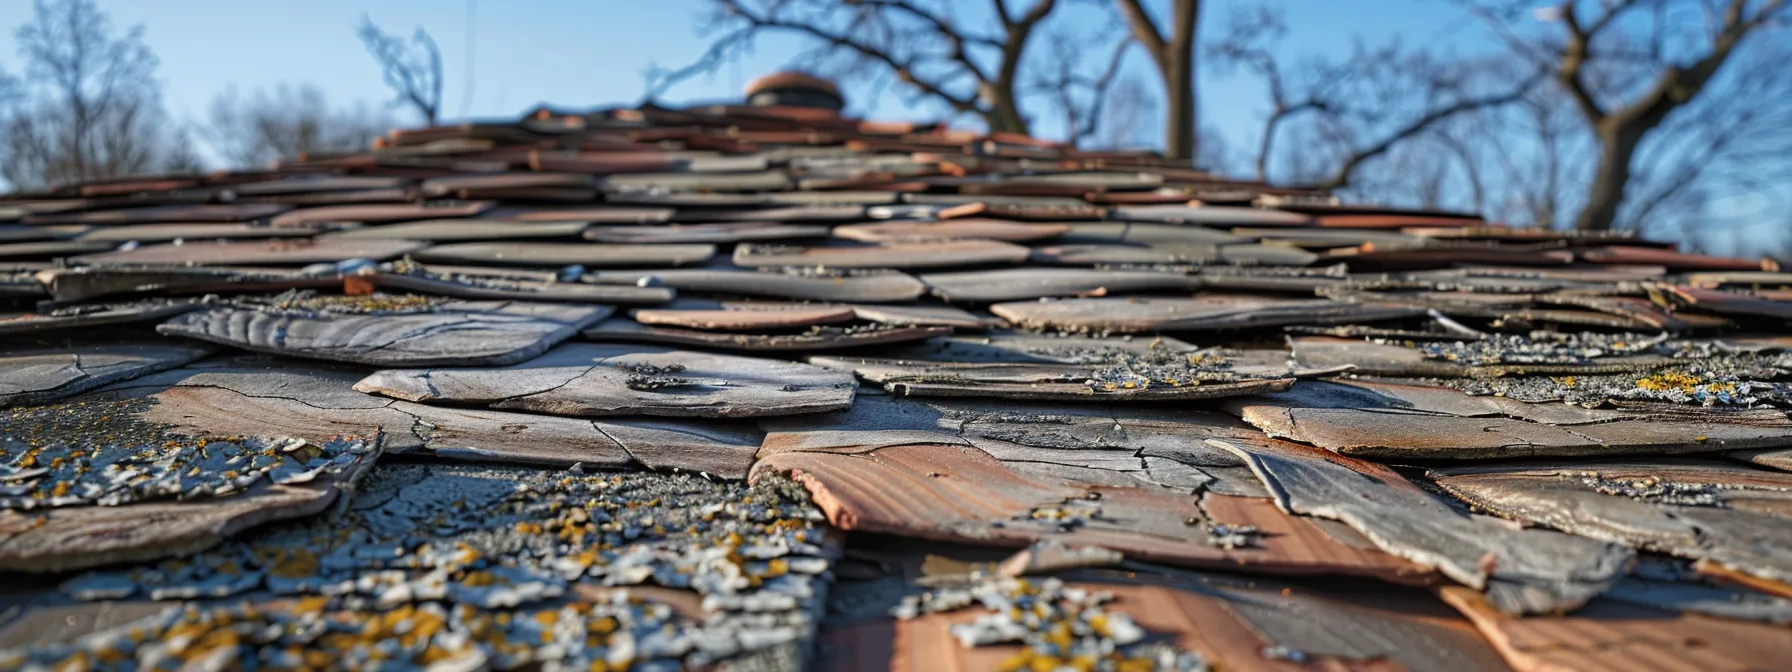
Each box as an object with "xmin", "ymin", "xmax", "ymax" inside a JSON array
[{"xmin": 2, "ymin": 91, "xmax": 1791, "ymax": 671}]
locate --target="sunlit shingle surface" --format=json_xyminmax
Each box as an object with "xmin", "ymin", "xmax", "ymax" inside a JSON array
[{"xmin": 1, "ymin": 82, "xmax": 1790, "ymax": 671}]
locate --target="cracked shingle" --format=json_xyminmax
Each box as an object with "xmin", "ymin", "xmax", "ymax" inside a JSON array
[{"xmin": 355, "ymin": 343, "xmax": 857, "ymax": 419}]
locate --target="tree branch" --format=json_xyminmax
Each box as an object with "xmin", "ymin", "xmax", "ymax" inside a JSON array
[
  {"xmin": 727, "ymin": 1, "xmax": 982, "ymax": 111},
  {"xmin": 642, "ymin": 23, "xmax": 757, "ymax": 102},
  {"xmin": 993, "ymin": 0, "xmax": 1015, "ymax": 25},
  {"xmin": 860, "ymin": 0, "xmax": 998, "ymax": 84},
  {"xmin": 1554, "ymin": 0, "xmax": 1626, "ymax": 121},
  {"xmin": 1074, "ymin": 36, "xmax": 1134, "ymax": 141},
  {"xmin": 1607, "ymin": 0, "xmax": 1783, "ymax": 127},
  {"xmin": 1114, "ymin": 0, "xmax": 1167, "ymax": 57},
  {"xmin": 1256, "ymin": 99, "xmax": 1326, "ymax": 181},
  {"xmin": 1432, "ymin": 128, "xmax": 1488, "ymax": 212},
  {"xmin": 860, "ymin": 0, "xmax": 1003, "ymax": 48},
  {"xmin": 1318, "ymin": 69, "xmax": 1545, "ymax": 192},
  {"xmin": 986, "ymin": 0, "xmax": 1057, "ymax": 131},
  {"xmin": 1013, "ymin": 0, "xmax": 1059, "ymax": 28},
  {"xmin": 359, "ymin": 16, "xmax": 444, "ymax": 124}
]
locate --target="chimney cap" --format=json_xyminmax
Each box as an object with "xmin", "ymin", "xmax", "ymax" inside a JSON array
[{"xmin": 745, "ymin": 71, "xmax": 844, "ymax": 110}]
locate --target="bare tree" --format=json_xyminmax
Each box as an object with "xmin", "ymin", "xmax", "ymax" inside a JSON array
[
  {"xmin": 1, "ymin": 0, "xmax": 189, "ymax": 190},
  {"xmin": 1211, "ymin": 7, "xmax": 1543, "ymax": 196},
  {"xmin": 1469, "ymin": 89, "xmax": 1585, "ymax": 227},
  {"xmin": 1092, "ymin": 77, "xmax": 1154, "ymax": 149},
  {"xmin": 1113, "ymin": 0, "xmax": 1199, "ymax": 160},
  {"xmin": 661, "ymin": 0, "xmax": 1214, "ymax": 160},
  {"xmin": 161, "ymin": 122, "xmax": 206, "ymax": 175},
  {"xmin": 653, "ymin": 0, "xmax": 1073, "ymax": 134},
  {"xmin": 1028, "ymin": 21, "xmax": 1135, "ymax": 147},
  {"xmin": 0, "ymin": 67, "xmax": 17, "ymax": 107},
  {"xmin": 358, "ymin": 16, "xmax": 444, "ymax": 126},
  {"xmin": 1618, "ymin": 39, "xmax": 1792, "ymax": 243},
  {"xmin": 1205, "ymin": 8, "xmax": 1321, "ymax": 182},
  {"xmin": 208, "ymin": 84, "xmax": 391, "ymax": 168},
  {"xmin": 1463, "ymin": 0, "xmax": 1791, "ymax": 231}
]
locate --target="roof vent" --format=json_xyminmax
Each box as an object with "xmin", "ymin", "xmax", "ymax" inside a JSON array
[{"xmin": 745, "ymin": 71, "xmax": 844, "ymax": 111}]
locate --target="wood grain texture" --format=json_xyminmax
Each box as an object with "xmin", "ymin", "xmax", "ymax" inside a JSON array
[
  {"xmin": 1109, "ymin": 205, "xmax": 1311, "ymax": 226},
  {"xmin": 1312, "ymin": 214, "xmax": 1481, "ymax": 229},
  {"xmin": 0, "ymin": 240, "xmax": 118, "ymax": 260},
  {"xmin": 813, "ymin": 355, "xmax": 1293, "ymax": 402},
  {"xmin": 865, "ymin": 332, "xmax": 1209, "ymax": 364},
  {"xmin": 600, "ymin": 169, "xmax": 791, "ymax": 193},
  {"xmin": 921, "ymin": 268, "xmax": 1203, "ymax": 303},
  {"xmin": 0, "ymin": 482, "xmax": 337, "ymax": 573},
  {"xmin": 25, "ymin": 203, "xmax": 291, "ymax": 225},
  {"xmin": 0, "ymin": 300, "xmax": 200, "ymax": 336},
  {"xmin": 483, "ymin": 205, "xmax": 673, "ymax": 223},
  {"xmin": 632, "ymin": 305, "xmax": 857, "ymax": 330},
  {"xmin": 1228, "ymin": 379, "xmax": 1792, "ymax": 459},
  {"xmin": 414, "ymin": 242, "xmax": 716, "ymax": 267},
  {"xmin": 831, "ymin": 577, "xmax": 1504, "ymax": 672},
  {"xmin": 0, "ymin": 343, "xmax": 211, "ymax": 408},
  {"xmin": 838, "ymin": 303, "xmax": 993, "ymax": 329},
  {"xmin": 664, "ymin": 203, "xmax": 868, "ymax": 222},
  {"xmin": 1028, "ymin": 243, "xmax": 1221, "ymax": 265},
  {"xmin": 991, "ymin": 296, "xmax": 1424, "ymax": 332},
  {"xmin": 1059, "ymin": 222, "xmax": 1247, "ymax": 245},
  {"xmin": 368, "ymin": 270, "xmax": 674, "ymax": 305},
  {"xmin": 733, "ymin": 240, "xmax": 1032, "ymax": 269},
  {"xmin": 1210, "ymin": 436, "xmax": 1631, "ymax": 615},
  {"xmin": 1431, "ymin": 460, "xmax": 1792, "ymax": 586},
  {"xmin": 832, "ymin": 219, "xmax": 1070, "ymax": 243},
  {"xmin": 419, "ymin": 172, "xmax": 594, "ymax": 196},
  {"xmin": 0, "ymin": 603, "xmax": 174, "ymax": 650},
  {"xmin": 758, "ymin": 397, "xmax": 1422, "ymax": 577},
  {"xmin": 583, "ymin": 317, "xmax": 948, "ymax": 351},
  {"xmin": 1730, "ymin": 447, "xmax": 1792, "ymax": 472},
  {"xmin": 355, "ymin": 342, "xmax": 857, "ymax": 418},
  {"xmin": 74, "ymin": 238, "xmax": 427, "ymax": 266},
  {"xmin": 582, "ymin": 222, "xmax": 830, "ymax": 244},
  {"xmin": 592, "ymin": 418, "xmax": 761, "ymax": 479},
  {"xmin": 83, "ymin": 357, "xmax": 716, "ymax": 473},
  {"xmin": 157, "ymin": 301, "xmax": 608, "ymax": 366},
  {"xmin": 326, "ymin": 219, "xmax": 590, "ymax": 241},
  {"xmin": 268, "ymin": 202, "xmax": 494, "ymax": 226},
  {"xmin": 793, "ymin": 369, "xmax": 1247, "ymax": 496},
  {"xmin": 76, "ymin": 222, "xmax": 336, "ymax": 243},
  {"xmin": 1441, "ymin": 587, "xmax": 1792, "ymax": 672},
  {"xmin": 584, "ymin": 269, "xmax": 928, "ymax": 302},
  {"xmin": 751, "ymin": 441, "xmax": 1427, "ymax": 583},
  {"xmin": 240, "ymin": 187, "xmax": 416, "ymax": 206},
  {"xmin": 126, "ymin": 372, "xmax": 738, "ymax": 476},
  {"xmin": 227, "ymin": 176, "xmax": 409, "ymax": 196},
  {"xmin": 33, "ymin": 266, "xmax": 339, "ymax": 302},
  {"xmin": 1290, "ymin": 336, "xmax": 1674, "ymax": 378}
]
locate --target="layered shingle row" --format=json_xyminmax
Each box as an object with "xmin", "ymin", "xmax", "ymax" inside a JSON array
[{"xmin": 1, "ymin": 77, "xmax": 1790, "ymax": 671}]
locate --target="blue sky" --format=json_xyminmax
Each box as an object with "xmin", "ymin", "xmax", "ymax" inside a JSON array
[{"xmin": 0, "ymin": 0, "xmax": 1496, "ymax": 148}]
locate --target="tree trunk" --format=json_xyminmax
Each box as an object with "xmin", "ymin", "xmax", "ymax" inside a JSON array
[
  {"xmin": 1161, "ymin": 58, "xmax": 1195, "ymax": 161},
  {"xmin": 1574, "ymin": 123, "xmax": 1647, "ymax": 232},
  {"xmin": 978, "ymin": 76, "xmax": 1030, "ymax": 135},
  {"xmin": 988, "ymin": 95, "xmax": 1029, "ymax": 135},
  {"xmin": 1160, "ymin": 0, "xmax": 1200, "ymax": 161}
]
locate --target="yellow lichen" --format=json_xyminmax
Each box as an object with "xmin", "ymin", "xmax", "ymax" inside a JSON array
[{"xmin": 1636, "ymin": 371, "xmax": 1704, "ymax": 392}]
